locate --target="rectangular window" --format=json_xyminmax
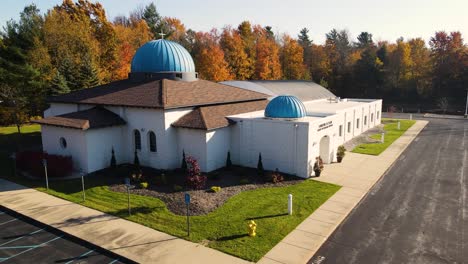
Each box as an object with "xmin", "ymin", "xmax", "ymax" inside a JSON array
[
  {"xmin": 339, "ymin": 125, "xmax": 343, "ymax": 136},
  {"xmin": 347, "ymin": 122, "xmax": 351, "ymax": 133},
  {"xmin": 377, "ymin": 111, "xmax": 380, "ymax": 119},
  {"xmin": 356, "ymin": 118, "xmax": 360, "ymax": 129},
  {"xmin": 371, "ymin": 113, "xmax": 374, "ymax": 122},
  {"xmin": 364, "ymin": 116, "xmax": 367, "ymax": 125}
]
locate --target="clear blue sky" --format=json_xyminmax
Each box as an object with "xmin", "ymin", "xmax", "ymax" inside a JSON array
[{"xmin": 1, "ymin": 0, "xmax": 467, "ymax": 44}]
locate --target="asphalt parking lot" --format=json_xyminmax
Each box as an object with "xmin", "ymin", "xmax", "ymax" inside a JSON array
[{"xmin": 0, "ymin": 207, "xmax": 131, "ymax": 264}]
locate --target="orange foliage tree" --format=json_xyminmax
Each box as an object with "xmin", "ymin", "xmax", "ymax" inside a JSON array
[
  {"xmin": 254, "ymin": 26, "xmax": 282, "ymax": 80},
  {"xmin": 280, "ymin": 35, "xmax": 306, "ymax": 80}
]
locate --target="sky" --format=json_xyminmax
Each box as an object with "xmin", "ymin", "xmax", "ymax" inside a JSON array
[{"xmin": 1, "ymin": 0, "xmax": 467, "ymax": 44}]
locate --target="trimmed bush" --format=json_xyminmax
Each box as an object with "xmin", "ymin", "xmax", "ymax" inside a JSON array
[
  {"xmin": 173, "ymin": 185, "xmax": 183, "ymax": 192},
  {"xmin": 257, "ymin": 153, "xmax": 264, "ymax": 177},
  {"xmin": 267, "ymin": 169, "xmax": 284, "ymax": 183},
  {"xmin": 110, "ymin": 148, "xmax": 117, "ymax": 169},
  {"xmin": 239, "ymin": 178, "xmax": 249, "ymax": 184},
  {"xmin": 133, "ymin": 150, "xmax": 140, "ymax": 168},
  {"xmin": 185, "ymin": 155, "xmax": 207, "ymax": 190},
  {"xmin": 16, "ymin": 151, "xmax": 73, "ymax": 178},
  {"xmin": 140, "ymin": 182, "xmax": 149, "ymax": 189},
  {"xmin": 210, "ymin": 186, "xmax": 222, "ymax": 193},
  {"xmin": 226, "ymin": 151, "xmax": 232, "ymax": 170},
  {"xmin": 181, "ymin": 150, "xmax": 187, "ymax": 171}
]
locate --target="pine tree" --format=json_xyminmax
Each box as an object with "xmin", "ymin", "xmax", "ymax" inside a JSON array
[
  {"xmin": 59, "ymin": 57, "xmax": 78, "ymax": 90},
  {"xmin": 50, "ymin": 71, "xmax": 70, "ymax": 96},
  {"xmin": 257, "ymin": 153, "xmax": 264, "ymax": 177},
  {"xmin": 142, "ymin": 3, "xmax": 161, "ymax": 38},
  {"xmin": 78, "ymin": 55, "xmax": 100, "ymax": 89},
  {"xmin": 181, "ymin": 150, "xmax": 187, "ymax": 171},
  {"xmin": 226, "ymin": 151, "xmax": 232, "ymax": 170},
  {"xmin": 133, "ymin": 150, "xmax": 140, "ymax": 168}
]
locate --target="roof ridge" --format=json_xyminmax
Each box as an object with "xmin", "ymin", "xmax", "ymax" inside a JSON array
[
  {"xmin": 215, "ymin": 80, "xmax": 270, "ymax": 98},
  {"xmin": 197, "ymin": 107, "xmax": 209, "ymax": 129}
]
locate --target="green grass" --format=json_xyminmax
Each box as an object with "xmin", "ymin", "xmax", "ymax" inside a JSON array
[
  {"xmin": 0, "ymin": 125, "xmax": 340, "ymax": 261},
  {"xmin": 352, "ymin": 118, "xmax": 416, "ymax": 155}
]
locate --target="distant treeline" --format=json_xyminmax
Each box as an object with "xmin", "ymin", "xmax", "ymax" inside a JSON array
[{"xmin": 1, "ymin": 0, "xmax": 467, "ymax": 126}]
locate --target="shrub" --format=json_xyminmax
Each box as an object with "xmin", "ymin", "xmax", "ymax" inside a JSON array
[
  {"xmin": 140, "ymin": 182, "xmax": 149, "ymax": 189},
  {"xmin": 131, "ymin": 170, "xmax": 144, "ymax": 184},
  {"xmin": 226, "ymin": 151, "xmax": 232, "ymax": 170},
  {"xmin": 185, "ymin": 155, "xmax": 207, "ymax": 190},
  {"xmin": 257, "ymin": 153, "xmax": 264, "ymax": 177},
  {"xmin": 239, "ymin": 178, "xmax": 249, "ymax": 184},
  {"xmin": 314, "ymin": 156, "xmax": 324, "ymax": 172},
  {"xmin": 16, "ymin": 151, "xmax": 73, "ymax": 178},
  {"xmin": 265, "ymin": 168, "xmax": 284, "ymax": 183},
  {"xmin": 160, "ymin": 173, "xmax": 167, "ymax": 185},
  {"xmin": 210, "ymin": 186, "xmax": 221, "ymax": 193},
  {"xmin": 337, "ymin": 145, "xmax": 346, "ymax": 158},
  {"xmin": 133, "ymin": 151, "xmax": 140, "ymax": 168},
  {"xmin": 110, "ymin": 148, "xmax": 117, "ymax": 169},
  {"xmin": 173, "ymin": 185, "xmax": 183, "ymax": 192},
  {"xmin": 181, "ymin": 150, "xmax": 187, "ymax": 172}
]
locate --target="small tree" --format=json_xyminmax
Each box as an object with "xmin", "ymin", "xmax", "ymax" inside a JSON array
[
  {"xmin": 257, "ymin": 153, "xmax": 264, "ymax": 177},
  {"xmin": 185, "ymin": 155, "xmax": 206, "ymax": 190},
  {"xmin": 226, "ymin": 151, "xmax": 232, "ymax": 170},
  {"xmin": 133, "ymin": 150, "xmax": 140, "ymax": 168},
  {"xmin": 110, "ymin": 147, "xmax": 117, "ymax": 169},
  {"xmin": 181, "ymin": 150, "xmax": 187, "ymax": 171},
  {"xmin": 437, "ymin": 97, "xmax": 449, "ymax": 114}
]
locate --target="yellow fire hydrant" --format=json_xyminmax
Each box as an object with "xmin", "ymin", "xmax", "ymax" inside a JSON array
[{"xmin": 248, "ymin": 220, "xmax": 257, "ymax": 237}]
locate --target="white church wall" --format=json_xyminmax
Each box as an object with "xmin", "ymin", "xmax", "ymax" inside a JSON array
[
  {"xmin": 85, "ymin": 126, "xmax": 125, "ymax": 173},
  {"xmin": 45, "ymin": 103, "xmax": 78, "ymax": 118},
  {"xmin": 40, "ymin": 126, "xmax": 88, "ymax": 172},
  {"xmin": 235, "ymin": 118, "xmax": 310, "ymax": 178},
  {"xmin": 164, "ymin": 108, "xmax": 194, "ymax": 169},
  {"xmin": 206, "ymin": 127, "xmax": 231, "ymax": 171},
  {"xmin": 177, "ymin": 128, "xmax": 208, "ymax": 171},
  {"xmin": 229, "ymin": 123, "xmax": 241, "ymax": 165}
]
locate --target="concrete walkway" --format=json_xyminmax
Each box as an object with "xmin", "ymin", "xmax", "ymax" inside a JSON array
[
  {"xmin": 258, "ymin": 120, "xmax": 428, "ymax": 264},
  {"xmin": 0, "ymin": 180, "xmax": 248, "ymax": 264}
]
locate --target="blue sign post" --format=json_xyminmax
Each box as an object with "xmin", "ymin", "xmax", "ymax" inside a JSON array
[{"xmin": 185, "ymin": 193, "xmax": 191, "ymax": 237}]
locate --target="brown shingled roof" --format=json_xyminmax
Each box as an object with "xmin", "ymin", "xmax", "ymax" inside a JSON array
[
  {"xmin": 49, "ymin": 79, "xmax": 269, "ymax": 109},
  {"xmin": 33, "ymin": 107, "xmax": 126, "ymax": 130},
  {"xmin": 172, "ymin": 100, "xmax": 268, "ymax": 130}
]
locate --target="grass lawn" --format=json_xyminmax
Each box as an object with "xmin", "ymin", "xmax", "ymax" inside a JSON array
[
  {"xmin": 352, "ymin": 118, "xmax": 416, "ymax": 155},
  {"xmin": 0, "ymin": 125, "xmax": 340, "ymax": 261}
]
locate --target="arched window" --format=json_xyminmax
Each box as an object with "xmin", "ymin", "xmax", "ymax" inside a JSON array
[
  {"xmin": 148, "ymin": 131, "xmax": 157, "ymax": 152},
  {"xmin": 134, "ymin": 130, "xmax": 141, "ymax": 150}
]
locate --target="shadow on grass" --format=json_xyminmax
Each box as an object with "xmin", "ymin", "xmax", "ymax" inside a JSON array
[
  {"xmin": 246, "ymin": 213, "xmax": 288, "ymax": 220},
  {"xmin": 113, "ymin": 206, "xmax": 163, "ymax": 218},
  {"xmin": 216, "ymin": 234, "xmax": 249, "ymax": 241}
]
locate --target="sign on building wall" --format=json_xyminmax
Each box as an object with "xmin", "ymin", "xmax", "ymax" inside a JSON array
[{"xmin": 317, "ymin": 121, "xmax": 333, "ymax": 132}]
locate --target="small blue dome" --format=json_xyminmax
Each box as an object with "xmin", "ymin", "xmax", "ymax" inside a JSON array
[
  {"xmin": 265, "ymin": 95, "xmax": 307, "ymax": 118},
  {"xmin": 131, "ymin": 39, "xmax": 195, "ymax": 73}
]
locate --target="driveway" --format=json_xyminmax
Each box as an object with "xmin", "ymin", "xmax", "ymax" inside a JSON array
[{"xmin": 309, "ymin": 116, "xmax": 467, "ymax": 264}]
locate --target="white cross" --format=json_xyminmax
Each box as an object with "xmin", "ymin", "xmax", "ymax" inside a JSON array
[{"xmin": 159, "ymin": 30, "xmax": 166, "ymax": 39}]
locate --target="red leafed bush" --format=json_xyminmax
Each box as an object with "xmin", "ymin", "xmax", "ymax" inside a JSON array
[
  {"xmin": 16, "ymin": 151, "xmax": 73, "ymax": 178},
  {"xmin": 185, "ymin": 155, "xmax": 206, "ymax": 190}
]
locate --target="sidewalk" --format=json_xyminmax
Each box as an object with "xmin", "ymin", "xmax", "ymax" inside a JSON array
[
  {"xmin": 258, "ymin": 120, "xmax": 428, "ymax": 264},
  {"xmin": 0, "ymin": 180, "xmax": 248, "ymax": 264}
]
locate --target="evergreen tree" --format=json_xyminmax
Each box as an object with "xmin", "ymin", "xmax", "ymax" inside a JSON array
[
  {"xmin": 50, "ymin": 71, "xmax": 70, "ymax": 95},
  {"xmin": 298, "ymin": 28, "xmax": 312, "ymax": 48},
  {"xmin": 78, "ymin": 55, "xmax": 100, "ymax": 89},
  {"xmin": 226, "ymin": 151, "xmax": 232, "ymax": 170},
  {"xmin": 257, "ymin": 153, "xmax": 264, "ymax": 177},
  {"xmin": 181, "ymin": 150, "xmax": 187, "ymax": 171},
  {"xmin": 143, "ymin": 3, "xmax": 162, "ymax": 38},
  {"xmin": 133, "ymin": 150, "xmax": 140, "ymax": 168},
  {"xmin": 58, "ymin": 57, "xmax": 78, "ymax": 90},
  {"xmin": 110, "ymin": 147, "xmax": 117, "ymax": 169}
]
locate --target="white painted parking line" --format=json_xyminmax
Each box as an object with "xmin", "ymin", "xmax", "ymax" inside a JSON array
[
  {"xmin": 0, "ymin": 228, "xmax": 45, "ymax": 247},
  {"xmin": 64, "ymin": 249, "xmax": 94, "ymax": 264},
  {"xmin": 108, "ymin": 259, "xmax": 120, "ymax": 264},
  {"xmin": 0, "ymin": 235, "xmax": 63, "ymax": 263},
  {"xmin": 0, "ymin": 219, "xmax": 17, "ymax": 226}
]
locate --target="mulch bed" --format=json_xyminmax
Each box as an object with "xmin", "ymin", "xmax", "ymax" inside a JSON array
[{"xmin": 109, "ymin": 166, "xmax": 303, "ymax": 216}]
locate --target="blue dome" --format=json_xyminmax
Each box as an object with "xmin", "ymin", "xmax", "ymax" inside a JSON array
[
  {"xmin": 265, "ymin": 95, "xmax": 307, "ymax": 119},
  {"xmin": 131, "ymin": 39, "xmax": 195, "ymax": 73}
]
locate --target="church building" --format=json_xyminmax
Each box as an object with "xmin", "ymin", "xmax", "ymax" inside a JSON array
[{"xmin": 35, "ymin": 39, "xmax": 382, "ymax": 178}]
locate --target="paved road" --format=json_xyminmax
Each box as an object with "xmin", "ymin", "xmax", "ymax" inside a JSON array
[
  {"xmin": 0, "ymin": 207, "xmax": 131, "ymax": 264},
  {"xmin": 309, "ymin": 116, "xmax": 467, "ymax": 264}
]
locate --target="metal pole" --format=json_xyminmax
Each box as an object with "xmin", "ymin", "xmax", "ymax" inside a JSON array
[
  {"xmin": 381, "ymin": 133, "xmax": 385, "ymax": 143},
  {"xmin": 288, "ymin": 194, "xmax": 293, "ymax": 215},
  {"xmin": 43, "ymin": 160, "xmax": 49, "ymax": 191},
  {"xmin": 81, "ymin": 174, "xmax": 86, "ymax": 202},
  {"xmin": 186, "ymin": 204, "xmax": 190, "ymax": 237},
  {"xmin": 410, "ymin": 114, "xmax": 413, "ymax": 120},
  {"xmin": 397, "ymin": 121, "xmax": 400, "ymax": 130},
  {"xmin": 464, "ymin": 89, "xmax": 468, "ymax": 118},
  {"xmin": 127, "ymin": 186, "xmax": 131, "ymax": 216}
]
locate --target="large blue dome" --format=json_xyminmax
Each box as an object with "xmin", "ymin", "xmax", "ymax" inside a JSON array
[
  {"xmin": 131, "ymin": 39, "xmax": 195, "ymax": 73},
  {"xmin": 265, "ymin": 95, "xmax": 307, "ymax": 119}
]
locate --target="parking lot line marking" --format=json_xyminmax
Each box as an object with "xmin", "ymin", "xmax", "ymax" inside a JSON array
[
  {"xmin": 0, "ymin": 228, "xmax": 45, "ymax": 247},
  {"xmin": 0, "ymin": 235, "xmax": 63, "ymax": 263},
  {"xmin": 108, "ymin": 259, "xmax": 120, "ymax": 264},
  {"xmin": 0, "ymin": 245, "xmax": 45, "ymax": 249},
  {"xmin": 64, "ymin": 249, "xmax": 94, "ymax": 264},
  {"xmin": 0, "ymin": 219, "xmax": 17, "ymax": 226}
]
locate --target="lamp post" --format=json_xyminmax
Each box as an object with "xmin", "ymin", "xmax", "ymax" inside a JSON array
[
  {"xmin": 464, "ymin": 89, "xmax": 468, "ymax": 118},
  {"xmin": 124, "ymin": 178, "xmax": 135, "ymax": 216},
  {"xmin": 42, "ymin": 159, "xmax": 49, "ymax": 190}
]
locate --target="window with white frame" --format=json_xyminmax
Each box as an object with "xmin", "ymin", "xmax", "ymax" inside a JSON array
[
  {"xmin": 347, "ymin": 122, "xmax": 351, "ymax": 133},
  {"xmin": 339, "ymin": 125, "xmax": 343, "ymax": 137},
  {"xmin": 134, "ymin": 129, "xmax": 141, "ymax": 150},
  {"xmin": 364, "ymin": 116, "xmax": 367, "ymax": 125},
  {"xmin": 356, "ymin": 118, "xmax": 360, "ymax": 128}
]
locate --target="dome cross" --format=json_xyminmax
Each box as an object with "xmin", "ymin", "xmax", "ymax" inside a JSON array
[{"xmin": 159, "ymin": 29, "xmax": 166, "ymax": 39}]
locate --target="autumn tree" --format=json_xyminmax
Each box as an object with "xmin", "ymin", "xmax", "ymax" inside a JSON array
[
  {"xmin": 220, "ymin": 27, "xmax": 251, "ymax": 79},
  {"xmin": 237, "ymin": 21, "xmax": 256, "ymax": 79},
  {"xmin": 191, "ymin": 31, "xmax": 233, "ymax": 81},
  {"xmin": 254, "ymin": 26, "xmax": 281, "ymax": 80},
  {"xmin": 408, "ymin": 38, "xmax": 431, "ymax": 99},
  {"xmin": 325, "ymin": 29, "xmax": 352, "ymax": 94},
  {"xmin": 280, "ymin": 35, "xmax": 306, "ymax": 80}
]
